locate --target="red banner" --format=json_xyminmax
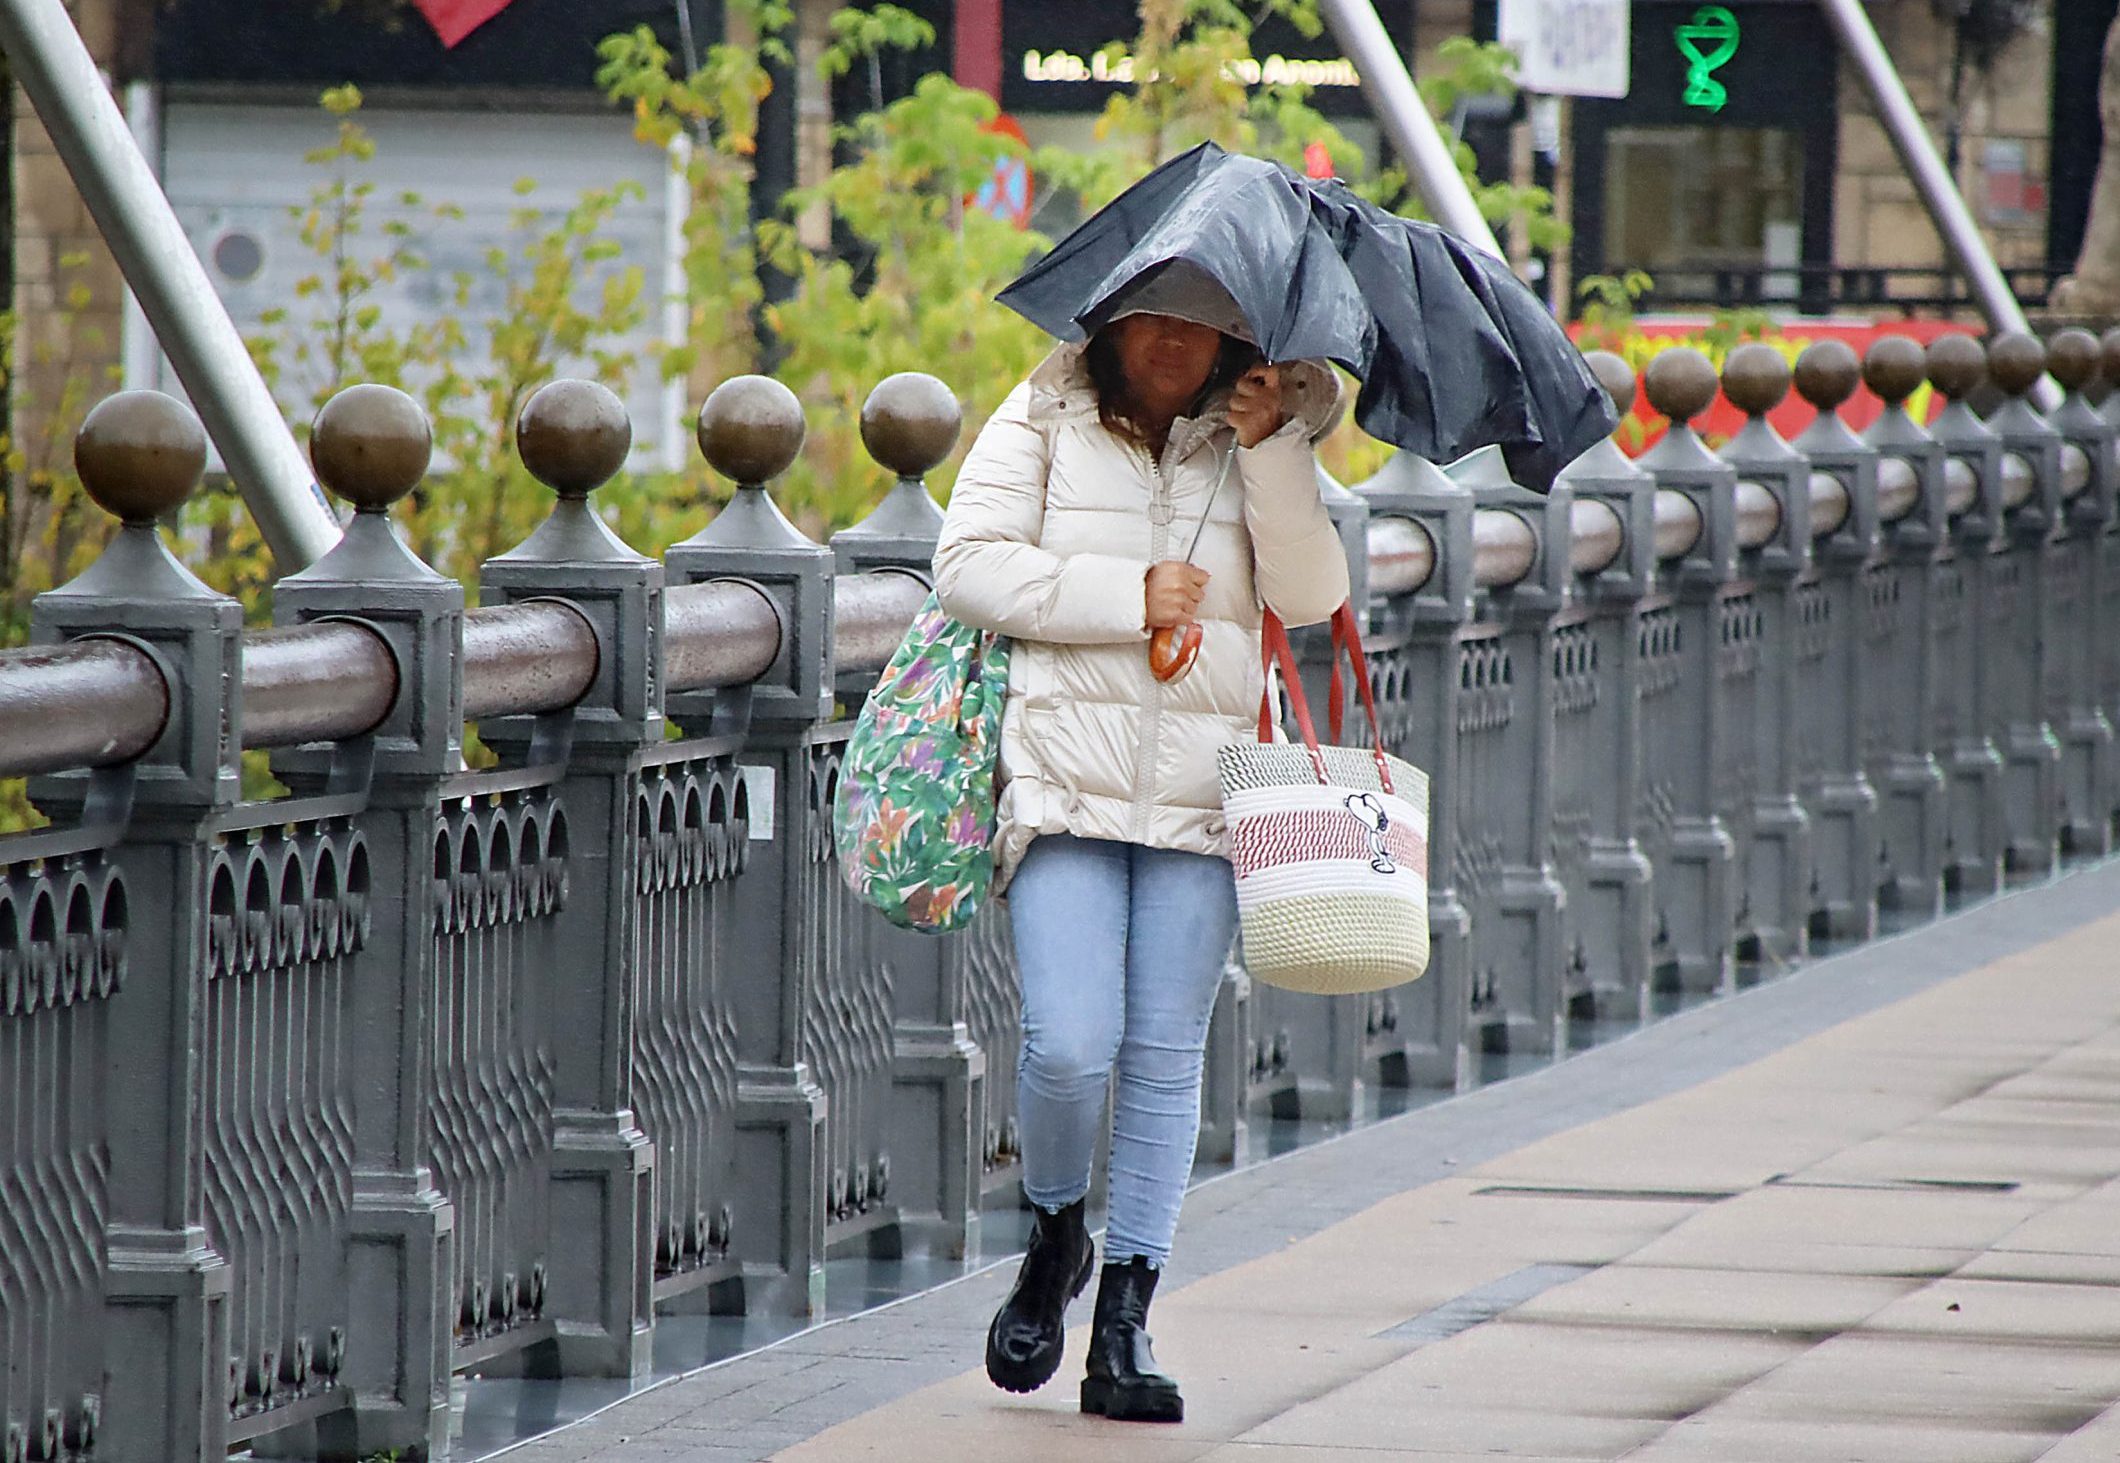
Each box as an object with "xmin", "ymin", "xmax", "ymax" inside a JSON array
[
  {"xmin": 412, "ymin": 0, "xmax": 520, "ymax": 48},
  {"xmin": 1571, "ymin": 316, "xmax": 1980, "ymax": 454}
]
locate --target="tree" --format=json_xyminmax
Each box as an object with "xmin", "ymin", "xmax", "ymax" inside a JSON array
[{"xmin": 2054, "ymin": 15, "xmax": 2120, "ymax": 317}]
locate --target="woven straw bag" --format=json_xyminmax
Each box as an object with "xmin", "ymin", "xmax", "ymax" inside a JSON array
[{"xmin": 1218, "ymin": 604, "xmax": 1430, "ymax": 995}]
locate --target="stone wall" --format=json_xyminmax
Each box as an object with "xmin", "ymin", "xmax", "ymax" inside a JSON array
[
  {"xmin": 11, "ymin": 0, "xmax": 129, "ymax": 467},
  {"xmin": 1836, "ymin": 1, "xmax": 2054, "ymax": 275}
]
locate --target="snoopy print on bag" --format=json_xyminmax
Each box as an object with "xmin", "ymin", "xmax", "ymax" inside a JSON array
[{"xmin": 1343, "ymin": 793, "xmax": 1396, "ymax": 875}]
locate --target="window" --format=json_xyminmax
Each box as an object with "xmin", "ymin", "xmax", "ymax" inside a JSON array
[{"xmin": 1603, "ymin": 124, "xmax": 1803, "ymax": 295}]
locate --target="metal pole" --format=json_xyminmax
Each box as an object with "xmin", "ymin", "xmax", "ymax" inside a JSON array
[
  {"xmin": 0, "ymin": 0, "xmax": 342, "ymax": 567},
  {"xmin": 1817, "ymin": 0, "xmax": 2059, "ymax": 410},
  {"xmin": 1315, "ymin": 0, "xmax": 1506, "ymax": 261}
]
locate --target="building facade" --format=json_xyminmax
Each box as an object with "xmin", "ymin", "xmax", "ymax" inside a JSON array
[{"xmin": 8, "ymin": 0, "xmax": 2104, "ymax": 447}]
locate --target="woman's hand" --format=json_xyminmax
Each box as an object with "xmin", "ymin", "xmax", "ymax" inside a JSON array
[
  {"xmin": 1145, "ymin": 560, "xmax": 1210, "ymax": 629},
  {"xmin": 1227, "ymin": 364, "xmax": 1287, "ymax": 449}
]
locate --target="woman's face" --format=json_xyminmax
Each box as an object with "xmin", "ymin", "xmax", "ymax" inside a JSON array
[{"xmin": 1107, "ymin": 312, "xmax": 1224, "ymax": 415}]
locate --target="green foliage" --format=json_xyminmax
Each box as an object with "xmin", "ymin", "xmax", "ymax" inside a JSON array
[
  {"xmin": 1573, "ymin": 269, "xmax": 1655, "ymax": 353},
  {"xmin": 1699, "ymin": 304, "xmax": 1775, "ymax": 356},
  {"xmin": 1, "ymin": 4, "xmax": 1590, "ymax": 831},
  {"xmin": 758, "ymin": 73, "xmax": 1053, "ymax": 522},
  {"xmin": 1, "ymin": 255, "xmax": 123, "ymax": 641}
]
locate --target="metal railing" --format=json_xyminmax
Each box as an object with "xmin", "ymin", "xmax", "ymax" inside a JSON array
[
  {"xmin": 1628, "ymin": 261, "xmax": 2070, "ymax": 317},
  {"xmin": 2, "ymin": 324, "xmax": 2118, "ymax": 1461}
]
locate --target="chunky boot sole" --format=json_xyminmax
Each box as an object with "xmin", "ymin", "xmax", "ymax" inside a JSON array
[
  {"xmin": 984, "ymin": 1246, "xmax": 1095, "ymax": 1393},
  {"xmin": 1081, "ymin": 1374, "xmax": 1184, "ymax": 1423}
]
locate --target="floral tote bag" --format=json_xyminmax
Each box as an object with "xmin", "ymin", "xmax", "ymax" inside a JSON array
[{"xmin": 833, "ymin": 591, "xmax": 1010, "ymax": 934}]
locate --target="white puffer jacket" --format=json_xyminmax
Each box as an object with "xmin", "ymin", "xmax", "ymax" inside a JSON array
[{"xmin": 934, "ymin": 344, "xmax": 1352, "ymax": 885}]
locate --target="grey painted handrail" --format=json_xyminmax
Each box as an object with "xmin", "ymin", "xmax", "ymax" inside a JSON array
[
  {"xmin": 663, "ymin": 579, "xmax": 782, "ymax": 694},
  {"xmin": 461, "ymin": 600, "xmax": 599, "ymax": 723},
  {"xmin": 244, "ymin": 620, "xmax": 398, "ymax": 748},
  {"xmin": 1367, "ymin": 516, "xmax": 1436, "ymax": 597},
  {"xmin": 0, "ymin": 635, "xmax": 166, "ymax": 775}
]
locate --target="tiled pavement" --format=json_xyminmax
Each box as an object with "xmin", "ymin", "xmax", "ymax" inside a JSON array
[{"xmin": 494, "ymin": 855, "xmax": 2120, "ymax": 1463}]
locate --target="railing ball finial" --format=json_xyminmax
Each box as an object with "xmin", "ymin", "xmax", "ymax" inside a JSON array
[
  {"xmin": 1861, "ymin": 336, "xmax": 1926, "ymax": 407},
  {"xmin": 860, "ymin": 372, "xmax": 962, "ymax": 479},
  {"xmin": 1581, "ymin": 350, "xmax": 1638, "ymax": 420},
  {"xmin": 1642, "ymin": 346, "xmax": 1718, "ymax": 428},
  {"xmin": 73, "ymin": 390, "xmax": 208, "ymax": 524},
  {"xmin": 2046, "ymin": 329, "xmax": 2099, "ymax": 397},
  {"xmin": 516, "ymin": 379, "xmax": 632, "ymax": 500},
  {"xmin": 697, "ymin": 375, "xmax": 805, "ymax": 486},
  {"xmin": 1721, "ymin": 341, "xmax": 1791, "ymax": 418},
  {"xmin": 1985, "ymin": 331, "xmax": 2046, "ymax": 401},
  {"xmin": 1925, "ymin": 333, "xmax": 1986, "ymax": 402},
  {"xmin": 1793, "ymin": 339, "xmax": 1861, "ymax": 414},
  {"xmin": 311, "ymin": 384, "xmax": 433, "ymax": 511}
]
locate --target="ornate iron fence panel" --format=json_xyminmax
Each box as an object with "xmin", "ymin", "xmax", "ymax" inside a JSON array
[
  {"xmin": 952, "ymin": 906, "xmax": 1023, "ymax": 1195},
  {"xmin": 2107, "ymin": 527, "xmax": 2120, "ymax": 825},
  {"xmin": 1863, "ymin": 561, "xmax": 1935, "ymax": 908},
  {"xmin": 428, "ymin": 791, "xmax": 565, "ymax": 1363},
  {"xmin": 1453, "ymin": 629, "xmax": 1515, "ymax": 1047},
  {"xmin": 1633, "ymin": 600, "xmax": 1694, "ymax": 984},
  {"xmin": 631, "ymin": 754, "xmax": 746, "ymax": 1300},
  {"xmin": 802, "ymin": 737, "xmax": 899, "ymax": 1245},
  {"xmin": 1548, "ymin": 616, "xmax": 1601, "ymax": 1019},
  {"xmin": 203, "ymin": 824, "xmax": 363, "ymax": 1439},
  {"xmin": 0, "ymin": 853, "xmax": 123, "ymax": 1461},
  {"xmin": 1715, "ymin": 590, "xmax": 1766, "ymax": 959},
  {"xmin": 1788, "ymin": 578, "xmax": 1837, "ymax": 927},
  {"xmin": 2043, "ymin": 532, "xmax": 2114, "ymax": 853},
  {"xmin": 1986, "ymin": 544, "xmax": 2061, "ymax": 872}
]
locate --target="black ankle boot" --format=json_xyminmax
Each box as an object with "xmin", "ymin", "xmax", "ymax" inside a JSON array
[
  {"xmin": 985, "ymin": 1198, "xmax": 1094, "ymax": 1392},
  {"xmin": 1080, "ymin": 1257, "xmax": 1183, "ymax": 1423}
]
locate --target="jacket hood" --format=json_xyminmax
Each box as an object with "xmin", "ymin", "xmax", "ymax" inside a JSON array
[{"xmin": 1025, "ymin": 342, "xmax": 1347, "ymax": 444}]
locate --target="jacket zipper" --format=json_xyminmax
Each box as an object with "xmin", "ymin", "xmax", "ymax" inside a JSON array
[{"xmin": 1134, "ymin": 450, "xmax": 1170, "ymax": 843}]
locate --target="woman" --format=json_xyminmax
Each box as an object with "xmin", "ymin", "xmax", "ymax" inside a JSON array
[{"xmin": 933, "ymin": 282, "xmax": 1350, "ymax": 1423}]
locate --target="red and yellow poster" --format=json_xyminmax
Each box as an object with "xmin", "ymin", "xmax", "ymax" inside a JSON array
[{"xmin": 1573, "ymin": 316, "xmax": 1981, "ymax": 454}]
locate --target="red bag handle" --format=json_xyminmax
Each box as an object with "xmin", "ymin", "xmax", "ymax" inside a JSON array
[{"xmin": 1256, "ymin": 602, "xmax": 1396, "ymax": 795}]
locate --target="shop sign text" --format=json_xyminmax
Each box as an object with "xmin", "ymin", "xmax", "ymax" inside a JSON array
[{"xmin": 1020, "ymin": 48, "xmax": 1360, "ymax": 89}]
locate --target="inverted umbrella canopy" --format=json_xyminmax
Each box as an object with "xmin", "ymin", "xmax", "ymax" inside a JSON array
[{"xmin": 997, "ymin": 141, "xmax": 1617, "ymax": 489}]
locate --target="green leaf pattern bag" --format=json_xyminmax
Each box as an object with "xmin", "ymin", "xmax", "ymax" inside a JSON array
[{"xmin": 833, "ymin": 592, "xmax": 1011, "ymax": 933}]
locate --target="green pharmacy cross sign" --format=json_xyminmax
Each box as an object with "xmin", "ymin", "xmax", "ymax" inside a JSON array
[{"xmin": 1675, "ymin": 5, "xmax": 1741, "ymax": 112}]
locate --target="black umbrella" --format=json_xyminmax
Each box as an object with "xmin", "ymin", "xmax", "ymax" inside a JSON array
[{"xmin": 996, "ymin": 141, "xmax": 1617, "ymax": 490}]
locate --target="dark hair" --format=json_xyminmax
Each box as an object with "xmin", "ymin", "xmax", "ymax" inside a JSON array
[{"xmin": 1084, "ymin": 326, "xmax": 1257, "ymax": 446}]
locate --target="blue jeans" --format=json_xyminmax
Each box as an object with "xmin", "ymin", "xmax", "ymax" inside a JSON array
[{"xmin": 1006, "ymin": 833, "xmax": 1239, "ymax": 1268}]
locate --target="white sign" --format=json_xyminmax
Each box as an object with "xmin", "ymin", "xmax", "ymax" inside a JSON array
[
  {"xmin": 739, "ymin": 765, "xmax": 777, "ymax": 842},
  {"xmin": 1498, "ymin": 0, "xmax": 1631, "ymax": 100}
]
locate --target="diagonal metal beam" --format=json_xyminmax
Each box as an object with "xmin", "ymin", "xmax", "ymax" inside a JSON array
[
  {"xmin": 1818, "ymin": 0, "xmax": 2059, "ymax": 409},
  {"xmin": 0, "ymin": 0, "xmax": 342, "ymax": 567},
  {"xmin": 1316, "ymin": 0, "xmax": 1506, "ymax": 262}
]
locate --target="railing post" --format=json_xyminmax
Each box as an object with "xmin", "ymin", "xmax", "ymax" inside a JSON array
[
  {"xmin": 1979, "ymin": 334, "xmax": 2068, "ymax": 874},
  {"xmin": 269, "ymin": 387, "xmax": 459, "ymax": 1459},
  {"xmin": 829, "ymin": 374, "xmax": 988, "ymax": 1259},
  {"xmin": 2041, "ymin": 329, "xmax": 2118, "ymax": 853},
  {"xmin": 663, "ymin": 379, "xmax": 830, "ymax": 1316},
  {"xmin": 476, "ymin": 381, "xmax": 658, "ymax": 1378},
  {"xmin": 29, "ymin": 394, "xmax": 238, "ymax": 1463},
  {"xmin": 1858, "ymin": 337, "xmax": 1950, "ymax": 917},
  {"xmin": 1636, "ymin": 349, "xmax": 1741, "ymax": 993},
  {"xmin": 1351, "ymin": 453, "xmax": 1476, "ymax": 1089},
  {"xmin": 1715, "ymin": 344, "xmax": 1815, "ymax": 966},
  {"xmin": 1554, "ymin": 352, "xmax": 1658, "ymax": 1024},
  {"xmin": 1923, "ymin": 336, "xmax": 2010, "ymax": 894},
  {"xmin": 1789, "ymin": 341, "xmax": 1884, "ymax": 942},
  {"xmin": 1447, "ymin": 447, "xmax": 1572, "ymax": 1056}
]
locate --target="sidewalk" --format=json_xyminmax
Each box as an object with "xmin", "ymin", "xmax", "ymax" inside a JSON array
[{"xmin": 498, "ymin": 856, "xmax": 2120, "ymax": 1463}]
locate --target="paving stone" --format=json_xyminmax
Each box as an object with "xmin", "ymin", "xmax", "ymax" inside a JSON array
[{"xmin": 487, "ymin": 861, "xmax": 2120, "ymax": 1463}]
